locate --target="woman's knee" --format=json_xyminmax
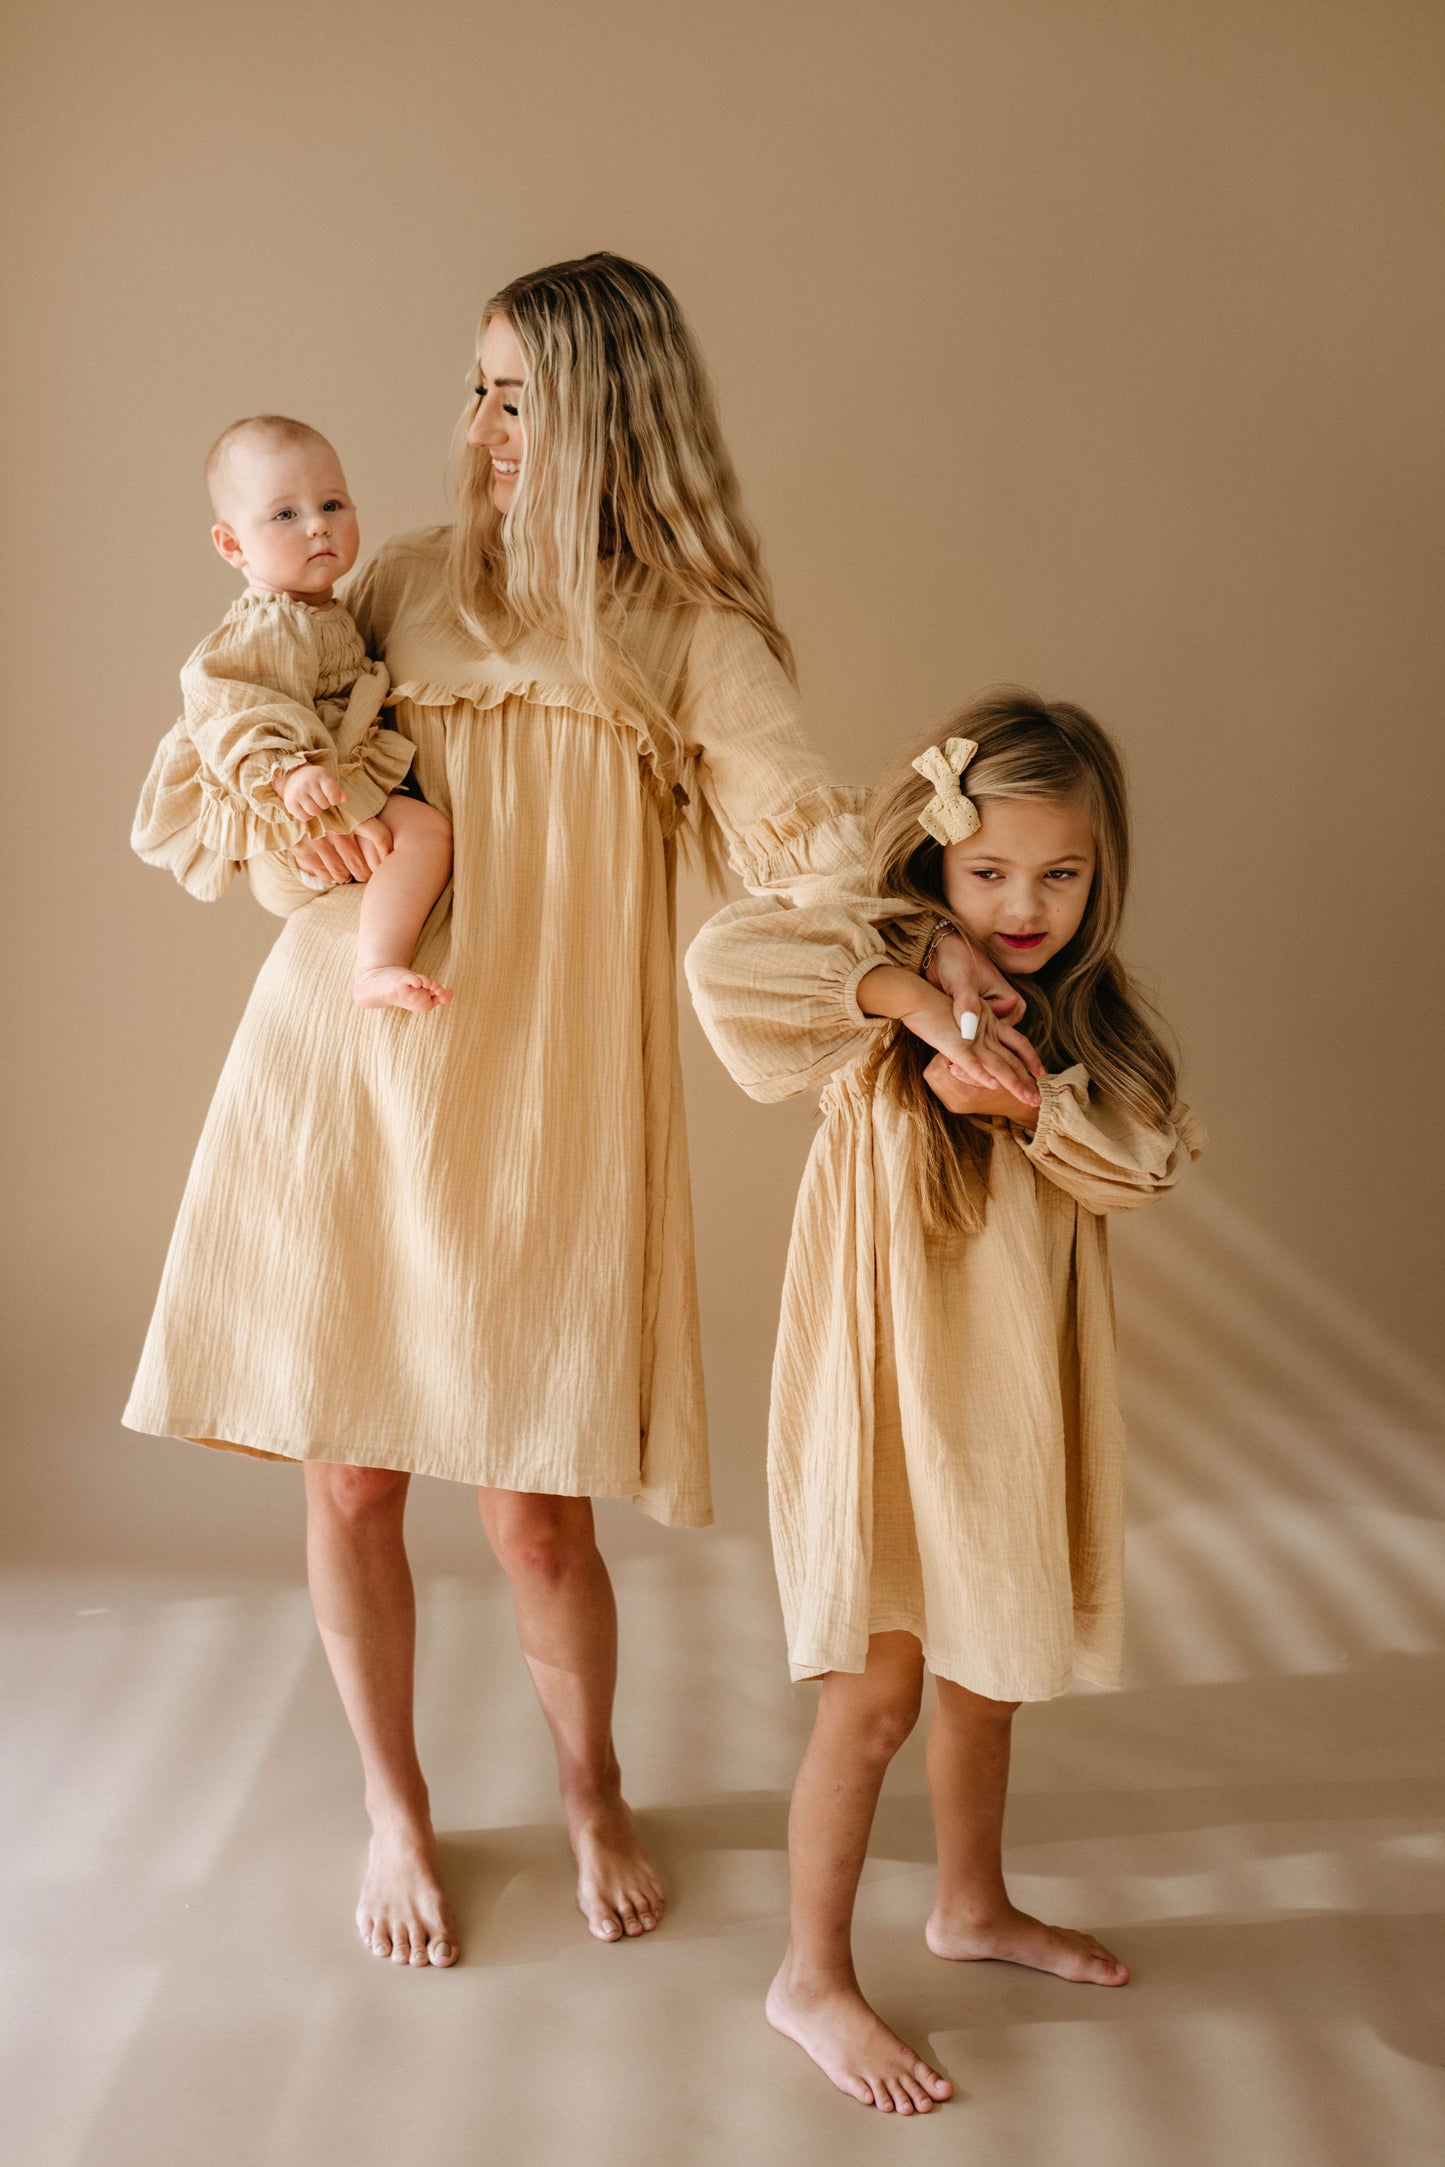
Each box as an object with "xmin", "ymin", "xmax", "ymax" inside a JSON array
[
  {"xmin": 481, "ymin": 1493, "xmax": 595, "ymax": 1587},
  {"xmin": 305, "ymin": 1461, "xmax": 410, "ymax": 1525}
]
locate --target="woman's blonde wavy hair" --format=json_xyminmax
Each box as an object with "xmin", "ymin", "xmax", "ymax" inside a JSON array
[
  {"xmin": 864, "ymin": 687, "xmax": 1179, "ymax": 1238},
  {"xmin": 448, "ymin": 252, "xmax": 792, "ymax": 817}
]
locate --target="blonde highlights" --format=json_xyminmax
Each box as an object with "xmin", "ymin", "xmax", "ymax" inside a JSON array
[
  {"xmin": 448, "ymin": 253, "xmax": 793, "ymax": 805},
  {"xmin": 864, "ymin": 688, "xmax": 1179, "ymax": 1238}
]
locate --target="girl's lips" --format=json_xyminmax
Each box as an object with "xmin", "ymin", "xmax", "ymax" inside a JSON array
[{"xmin": 997, "ymin": 931, "xmax": 1045, "ymax": 948}]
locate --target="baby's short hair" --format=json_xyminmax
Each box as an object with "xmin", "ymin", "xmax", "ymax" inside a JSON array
[{"xmin": 206, "ymin": 414, "xmax": 334, "ymax": 517}]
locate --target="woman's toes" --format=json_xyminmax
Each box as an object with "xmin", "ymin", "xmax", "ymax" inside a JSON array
[
  {"xmin": 409, "ymin": 1938, "xmax": 430, "ymax": 1967},
  {"xmin": 590, "ymin": 1910, "xmax": 622, "ymax": 1941},
  {"xmin": 428, "ymin": 1937, "xmax": 457, "ymax": 1967},
  {"xmin": 389, "ymin": 1927, "xmax": 412, "ymax": 1964}
]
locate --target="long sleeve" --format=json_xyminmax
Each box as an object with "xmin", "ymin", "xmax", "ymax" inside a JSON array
[
  {"xmin": 685, "ymin": 893, "xmax": 909, "ymax": 1103},
  {"xmin": 179, "ymin": 599, "xmax": 331, "ymax": 809},
  {"xmin": 676, "ymin": 607, "xmax": 868, "ymax": 901},
  {"xmin": 1016, "ymin": 1065, "xmax": 1205, "ymax": 1214}
]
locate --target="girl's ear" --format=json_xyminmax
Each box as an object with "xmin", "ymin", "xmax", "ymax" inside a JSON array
[{"xmin": 212, "ymin": 522, "xmax": 246, "ymax": 570}]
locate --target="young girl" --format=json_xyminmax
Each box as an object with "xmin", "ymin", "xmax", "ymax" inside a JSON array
[
  {"xmin": 132, "ymin": 413, "xmax": 453, "ymax": 1012},
  {"xmin": 687, "ymin": 689, "xmax": 1203, "ymax": 2114}
]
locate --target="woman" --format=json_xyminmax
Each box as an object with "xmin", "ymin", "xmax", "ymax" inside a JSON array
[{"xmin": 126, "ymin": 254, "xmax": 1032, "ymax": 1967}]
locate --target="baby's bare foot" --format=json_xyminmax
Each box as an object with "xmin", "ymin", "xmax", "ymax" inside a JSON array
[
  {"xmin": 925, "ymin": 1902, "xmax": 1128, "ymax": 1984},
  {"xmin": 765, "ymin": 1965, "xmax": 952, "ymax": 2113},
  {"xmin": 356, "ymin": 1817, "xmax": 458, "ymax": 1968},
  {"xmin": 354, "ymin": 965, "xmax": 453, "ymax": 1014},
  {"xmin": 568, "ymin": 1795, "xmax": 666, "ymax": 1943}
]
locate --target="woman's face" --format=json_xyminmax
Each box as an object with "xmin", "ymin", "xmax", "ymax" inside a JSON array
[
  {"xmin": 940, "ymin": 794, "xmax": 1096, "ymax": 974},
  {"xmin": 467, "ymin": 313, "xmax": 527, "ymax": 513}
]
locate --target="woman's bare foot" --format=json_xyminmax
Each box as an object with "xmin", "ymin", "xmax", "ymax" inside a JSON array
[
  {"xmin": 354, "ymin": 965, "xmax": 453, "ymax": 1014},
  {"xmin": 766, "ymin": 1964, "xmax": 952, "ymax": 2113},
  {"xmin": 925, "ymin": 1902, "xmax": 1128, "ymax": 1984},
  {"xmin": 356, "ymin": 1814, "xmax": 458, "ymax": 1968},
  {"xmin": 567, "ymin": 1794, "xmax": 666, "ymax": 1942}
]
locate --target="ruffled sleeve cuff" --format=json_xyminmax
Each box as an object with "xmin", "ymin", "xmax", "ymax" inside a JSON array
[
  {"xmin": 1017, "ymin": 1065, "xmax": 1205, "ymax": 1214},
  {"xmin": 727, "ymin": 785, "xmax": 871, "ymax": 901}
]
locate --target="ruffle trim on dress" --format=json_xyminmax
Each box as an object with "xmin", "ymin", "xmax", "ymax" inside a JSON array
[{"xmin": 389, "ymin": 677, "xmax": 691, "ymax": 829}]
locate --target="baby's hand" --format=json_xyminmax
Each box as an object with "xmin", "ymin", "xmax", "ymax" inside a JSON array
[
  {"xmin": 350, "ymin": 817, "xmax": 394, "ymax": 874},
  {"xmin": 279, "ymin": 762, "xmax": 346, "ymax": 819}
]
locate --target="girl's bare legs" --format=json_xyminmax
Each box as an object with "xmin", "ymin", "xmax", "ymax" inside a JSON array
[
  {"xmin": 767, "ymin": 1633, "xmax": 953, "ymax": 2114},
  {"xmin": 303, "ymin": 1463, "xmax": 458, "ymax": 1966},
  {"xmin": 353, "ymin": 794, "xmax": 454, "ymax": 1013},
  {"xmin": 476, "ymin": 1490, "xmax": 665, "ymax": 1943},
  {"xmin": 924, "ymin": 1679, "xmax": 1128, "ymax": 1983}
]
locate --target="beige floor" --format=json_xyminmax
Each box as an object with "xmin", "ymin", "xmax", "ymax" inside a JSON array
[{"xmin": 5, "ymin": 1188, "xmax": 1444, "ymax": 2167}]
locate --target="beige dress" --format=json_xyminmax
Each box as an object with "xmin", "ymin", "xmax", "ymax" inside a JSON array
[
  {"xmin": 685, "ymin": 896, "xmax": 1204, "ymax": 1697},
  {"xmin": 132, "ymin": 589, "xmax": 416, "ymax": 901},
  {"xmin": 124, "ymin": 528, "xmax": 865, "ymax": 1526}
]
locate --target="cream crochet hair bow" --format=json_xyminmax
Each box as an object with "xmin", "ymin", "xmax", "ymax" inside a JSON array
[{"xmin": 911, "ymin": 736, "xmax": 981, "ymax": 845}]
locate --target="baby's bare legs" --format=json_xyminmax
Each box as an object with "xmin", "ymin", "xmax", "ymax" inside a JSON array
[
  {"xmin": 767, "ymin": 1632, "xmax": 953, "ymax": 2114},
  {"xmin": 924, "ymin": 1679, "xmax": 1128, "ymax": 1983},
  {"xmin": 303, "ymin": 1464, "xmax": 458, "ymax": 1967},
  {"xmin": 475, "ymin": 1491, "xmax": 665, "ymax": 1944},
  {"xmin": 353, "ymin": 795, "xmax": 454, "ymax": 1013}
]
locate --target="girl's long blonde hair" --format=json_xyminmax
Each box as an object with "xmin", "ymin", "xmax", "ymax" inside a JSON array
[
  {"xmin": 449, "ymin": 252, "xmax": 792, "ymax": 811},
  {"xmin": 864, "ymin": 688, "xmax": 1179, "ymax": 1237}
]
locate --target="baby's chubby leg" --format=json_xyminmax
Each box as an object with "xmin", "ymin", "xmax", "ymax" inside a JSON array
[{"xmin": 353, "ymin": 794, "xmax": 454, "ymax": 1014}]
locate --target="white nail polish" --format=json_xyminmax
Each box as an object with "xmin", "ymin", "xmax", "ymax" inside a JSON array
[{"xmin": 958, "ymin": 1010, "xmax": 979, "ymax": 1041}]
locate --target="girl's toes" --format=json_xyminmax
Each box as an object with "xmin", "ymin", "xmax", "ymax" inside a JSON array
[
  {"xmin": 390, "ymin": 1927, "xmax": 412, "ymax": 1964},
  {"xmin": 428, "ymin": 1937, "xmax": 457, "ymax": 1967}
]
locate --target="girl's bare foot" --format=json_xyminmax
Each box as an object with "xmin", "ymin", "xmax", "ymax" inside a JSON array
[
  {"xmin": 354, "ymin": 965, "xmax": 453, "ymax": 1013},
  {"xmin": 766, "ymin": 1965, "xmax": 953, "ymax": 2113},
  {"xmin": 356, "ymin": 1815, "xmax": 458, "ymax": 1968},
  {"xmin": 925, "ymin": 1902, "xmax": 1128, "ymax": 1984},
  {"xmin": 567, "ymin": 1794, "xmax": 666, "ymax": 1943}
]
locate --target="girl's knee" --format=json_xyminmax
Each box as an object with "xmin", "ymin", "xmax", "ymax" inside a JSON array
[
  {"xmin": 936, "ymin": 1679, "xmax": 1020, "ymax": 1727},
  {"xmin": 305, "ymin": 1462, "xmax": 409, "ymax": 1524}
]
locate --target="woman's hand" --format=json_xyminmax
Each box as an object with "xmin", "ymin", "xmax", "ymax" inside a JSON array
[
  {"xmin": 290, "ymin": 825, "xmax": 387, "ymax": 885},
  {"xmin": 924, "ymin": 930, "xmax": 1042, "ymax": 1109},
  {"xmin": 920, "ymin": 1053, "xmax": 1039, "ymax": 1129}
]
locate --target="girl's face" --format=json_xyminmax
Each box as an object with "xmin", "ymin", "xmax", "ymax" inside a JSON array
[
  {"xmin": 467, "ymin": 312, "xmax": 527, "ymax": 513},
  {"xmin": 941, "ymin": 794, "xmax": 1096, "ymax": 974}
]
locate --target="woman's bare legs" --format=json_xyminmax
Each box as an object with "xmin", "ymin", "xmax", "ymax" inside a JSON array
[
  {"xmin": 766, "ymin": 1633, "xmax": 953, "ymax": 2114},
  {"xmin": 476, "ymin": 1489, "xmax": 665, "ymax": 1943},
  {"xmin": 303, "ymin": 1463, "xmax": 457, "ymax": 1967},
  {"xmin": 924, "ymin": 1679, "xmax": 1128, "ymax": 1983}
]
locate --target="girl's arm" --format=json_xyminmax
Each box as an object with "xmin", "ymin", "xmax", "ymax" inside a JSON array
[
  {"xmin": 923, "ymin": 1060, "xmax": 1204, "ymax": 1212},
  {"xmin": 680, "ymin": 608, "xmax": 1040, "ymax": 1105}
]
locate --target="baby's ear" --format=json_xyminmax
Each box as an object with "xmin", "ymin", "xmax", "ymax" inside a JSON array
[{"xmin": 211, "ymin": 522, "xmax": 245, "ymax": 570}]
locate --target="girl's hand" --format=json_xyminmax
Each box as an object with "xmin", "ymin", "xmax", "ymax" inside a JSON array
[
  {"xmin": 920, "ymin": 1052, "xmax": 1039, "ymax": 1129},
  {"xmin": 856, "ymin": 965, "xmax": 1003, "ymax": 1080},
  {"xmin": 279, "ymin": 762, "xmax": 346, "ymax": 819},
  {"xmin": 925, "ymin": 930, "xmax": 1042, "ymax": 1110}
]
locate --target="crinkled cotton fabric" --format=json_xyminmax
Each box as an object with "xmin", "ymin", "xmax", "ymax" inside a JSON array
[
  {"xmin": 125, "ymin": 528, "xmax": 865, "ymax": 1525},
  {"xmin": 686, "ymin": 894, "xmax": 1203, "ymax": 1695},
  {"xmin": 132, "ymin": 589, "xmax": 416, "ymax": 901}
]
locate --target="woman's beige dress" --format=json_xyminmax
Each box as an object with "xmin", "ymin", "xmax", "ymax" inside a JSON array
[
  {"xmin": 131, "ymin": 590, "xmax": 416, "ymax": 901},
  {"xmin": 124, "ymin": 528, "xmax": 864, "ymax": 1526},
  {"xmin": 685, "ymin": 896, "xmax": 1203, "ymax": 1697}
]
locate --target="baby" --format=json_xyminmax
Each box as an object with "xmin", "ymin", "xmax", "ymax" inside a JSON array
[{"xmin": 133, "ymin": 414, "xmax": 452, "ymax": 1013}]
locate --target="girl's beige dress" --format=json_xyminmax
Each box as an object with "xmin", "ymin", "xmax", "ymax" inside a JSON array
[
  {"xmin": 132, "ymin": 589, "xmax": 417, "ymax": 900},
  {"xmin": 124, "ymin": 528, "xmax": 863, "ymax": 1526},
  {"xmin": 685, "ymin": 897, "xmax": 1203, "ymax": 1698}
]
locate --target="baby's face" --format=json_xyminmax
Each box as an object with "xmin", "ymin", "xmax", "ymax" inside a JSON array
[{"xmin": 212, "ymin": 439, "xmax": 360, "ymax": 601}]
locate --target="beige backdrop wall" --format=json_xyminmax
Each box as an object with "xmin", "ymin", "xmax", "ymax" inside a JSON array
[{"xmin": 3, "ymin": 0, "xmax": 1441, "ymax": 1574}]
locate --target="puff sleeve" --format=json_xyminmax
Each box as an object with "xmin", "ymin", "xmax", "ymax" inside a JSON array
[{"xmin": 1016, "ymin": 1065, "xmax": 1205, "ymax": 1214}]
